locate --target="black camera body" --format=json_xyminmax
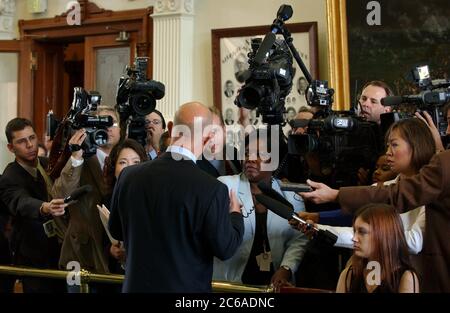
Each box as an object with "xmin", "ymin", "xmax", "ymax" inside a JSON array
[
  {"xmin": 306, "ymin": 80, "xmax": 335, "ymax": 108},
  {"xmin": 116, "ymin": 57, "xmax": 165, "ymax": 146},
  {"xmin": 380, "ymin": 65, "xmax": 450, "ymax": 136},
  {"xmin": 235, "ymin": 38, "xmax": 294, "ymax": 125},
  {"xmin": 67, "ymin": 87, "xmax": 113, "ymax": 157},
  {"xmin": 288, "ymin": 112, "xmax": 381, "ymax": 187}
]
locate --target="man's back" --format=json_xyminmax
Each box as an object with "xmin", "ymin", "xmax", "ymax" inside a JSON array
[{"xmin": 110, "ymin": 153, "xmax": 244, "ymax": 292}]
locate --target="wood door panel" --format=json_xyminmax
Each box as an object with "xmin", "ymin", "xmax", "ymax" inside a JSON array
[{"xmin": 84, "ymin": 33, "xmax": 138, "ymax": 92}]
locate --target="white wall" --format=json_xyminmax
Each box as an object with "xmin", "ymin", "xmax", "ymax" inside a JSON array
[{"xmin": 0, "ymin": 53, "xmax": 18, "ymax": 171}]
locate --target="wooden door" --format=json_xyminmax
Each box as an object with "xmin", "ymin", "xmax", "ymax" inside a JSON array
[
  {"xmin": 85, "ymin": 33, "xmax": 138, "ymax": 107},
  {"xmin": 31, "ymin": 42, "xmax": 65, "ymax": 141}
]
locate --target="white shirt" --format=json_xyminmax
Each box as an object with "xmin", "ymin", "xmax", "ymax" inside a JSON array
[
  {"xmin": 96, "ymin": 148, "xmax": 108, "ymax": 171},
  {"xmin": 166, "ymin": 145, "xmax": 197, "ymax": 163},
  {"xmin": 317, "ymin": 176, "xmax": 426, "ymax": 254}
]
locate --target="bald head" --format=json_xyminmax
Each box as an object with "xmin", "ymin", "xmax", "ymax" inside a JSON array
[
  {"xmin": 174, "ymin": 102, "xmax": 212, "ymax": 130},
  {"xmin": 171, "ymin": 102, "xmax": 214, "ymax": 157}
]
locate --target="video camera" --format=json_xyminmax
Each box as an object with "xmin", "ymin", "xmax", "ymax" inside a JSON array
[
  {"xmin": 286, "ymin": 60, "xmax": 379, "ymax": 187},
  {"xmin": 66, "ymin": 87, "xmax": 113, "ymax": 157},
  {"xmin": 116, "ymin": 57, "xmax": 165, "ymax": 146},
  {"xmin": 235, "ymin": 37, "xmax": 295, "ymax": 124},
  {"xmin": 381, "ymin": 65, "xmax": 450, "ymax": 136}
]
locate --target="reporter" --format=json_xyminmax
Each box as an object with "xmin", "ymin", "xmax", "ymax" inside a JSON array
[
  {"xmin": 300, "ymin": 149, "xmax": 450, "ymax": 292},
  {"xmin": 303, "ymin": 119, "xmax": 433, "ymax": 255},
  {"xmin": 103, "ymin": 139, "xmax": 148, "ymax": 271}
]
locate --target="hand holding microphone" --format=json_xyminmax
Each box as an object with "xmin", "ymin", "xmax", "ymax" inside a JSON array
[
  {"xmin": 63, "ymin": 185, "xmax": 93, "ymax": 203},
  {"xmin": 41, "ymin": 199, "xmax": 68, "ymax": 217},
  {"xmin": 42, "ymin": 185, "xmax": 93, "ymax": 217},
  {"xmin": 256, "ymin": 181, "xmax": 337, "ymax": 245}
]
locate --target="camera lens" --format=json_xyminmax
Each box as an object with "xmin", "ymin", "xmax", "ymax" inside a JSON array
[
  {"xmin": 91, "ymin": 129, "xmax": 108, "ymax": 146},
  {"xmin": 131, "ymin": 93, "xmax": 156, "ymax": 116},
  {"xmin": 238, "ymin": 85, "xmax": 264, "ymax": 110}
]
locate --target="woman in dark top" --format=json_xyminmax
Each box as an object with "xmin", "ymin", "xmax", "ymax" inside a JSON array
[
  {"xmin": 103, "ymin": 139, "xmax": 148, "ymax": 273},
  {"xmin": 336, "ymin": 203, "xmax": 419, "ymax": 293}
]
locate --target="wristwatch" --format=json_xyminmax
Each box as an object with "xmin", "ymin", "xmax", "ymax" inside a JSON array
[{"xmin": 281, "ymin": 265, "xmax": 291, "ymax": 272}]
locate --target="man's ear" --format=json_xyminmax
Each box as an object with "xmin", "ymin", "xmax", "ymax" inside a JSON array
[
  {"xmin": 7, "ymin": 143, "xmax": 14, "ymax": 153},
  {"xmin": 385, "ymin": 106, "xmax": 392, "ymax": 113}
]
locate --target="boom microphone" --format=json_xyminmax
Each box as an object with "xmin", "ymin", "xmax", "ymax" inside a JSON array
[
  {"xmin": 381, "ymin": 95, "xmax": 420, "ymax": 106},
  {"xmin": 255, "ymin": 193, "xmax": 337, "ymax": 245},
  {"xmin": 253, "ymin": 5, "xmax": 293, "ymax": 65},
  {"xmin": 381, "ymin": 91, "xmax": 450, "ymax": 106},
  {"xmin": 64, "ymin": 185, "xmax": 93, "ymax": 203}
]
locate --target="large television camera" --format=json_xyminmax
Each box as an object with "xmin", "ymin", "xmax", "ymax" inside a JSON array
[
  {"xmin": 235, "ymin": 37, "xmax": 295, "ymax": 125},
  {"xmin": 380, "ymin": 65, "xmax": 450, "ymax": 136},
  {"xmin": 116, "ymin": 57, "xmax": 165, "ymax": 146},
  {"xmin": 288, "ymin": 90, "xmax": 381, "ymax": 187},
  {"xmin": 66, "ymin": 87, "xmax": 113, "ymax": 157}
]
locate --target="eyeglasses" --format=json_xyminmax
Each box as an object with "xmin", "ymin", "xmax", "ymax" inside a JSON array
[{"xmin": 145, "ymin": 119, "xmax": 162, "ymax": 126}]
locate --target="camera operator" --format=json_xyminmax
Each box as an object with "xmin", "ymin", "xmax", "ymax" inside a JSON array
[
  {"xmin": 51, "ymin": 105, "xmax": 122, "ymax": 292},
  {"xmin": 357, "ymin": 81, "xmax": 393, "ymax": 124},
  {"xmin": 144, "ymin": 109, "xmax": 166, "ymax": 160}
]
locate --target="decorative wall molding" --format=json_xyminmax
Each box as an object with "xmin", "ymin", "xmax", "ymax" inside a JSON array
[
  {"xmin": 152, "ymin": 0, "xmax": 195, "ymax": 119},
  {"xmin": 154, "ymin": 0, "xmax": 194, "ymax": 16},
  {"xmin": 0, "ymin": 0, "xmax": 15, "ymax": 39}
]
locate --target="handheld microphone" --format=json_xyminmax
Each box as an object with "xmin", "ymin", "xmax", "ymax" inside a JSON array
[
  {"xmin": 64, "ymin": 185, "xmax": 93, "ymax": 203},
  {"xmin": 255, "ymin": 193, "xmax": 337, "ymax": 246},
  {"xmin": 257, "ymin": 181, "xmax": 293, "ymax": 210}
]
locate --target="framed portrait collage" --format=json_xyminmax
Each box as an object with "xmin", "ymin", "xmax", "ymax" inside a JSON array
[{"xmin": 211, "ymin": 22, "xmax": 318, "ymax": 130}]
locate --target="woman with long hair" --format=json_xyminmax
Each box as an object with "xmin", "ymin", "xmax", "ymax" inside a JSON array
[
  {"xmin": 336, "ymin": 203, "xmax": 419, "ymax": 293},
  {"xmin": 300, "ymin": 118, "xmax": 434, "ymax": 254},
  {"xmin": 103, "ymin": 139, "xmax": 148, "ymax": 273}
]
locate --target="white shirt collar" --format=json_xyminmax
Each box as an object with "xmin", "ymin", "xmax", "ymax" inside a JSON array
[
  {"xmin": 148, "ymin": 149, "xmax": 158, "ymax": 160},
  {"xmin": 166, "ymin": 145, "xmax": 197, "ymax": 163},
  {"xmin": 96, "ymin": 148, "xmax": 108, "ymax": 170}
]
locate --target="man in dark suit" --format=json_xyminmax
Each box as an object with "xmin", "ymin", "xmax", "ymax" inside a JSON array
[
  {"xmin": 109, "ymin": 102, "xmax": 244, "ymax": 293},
  {"xmin": 0, "ymin": 118, "xmax": 67, "ymax": 292},
  {"xmin": 197, "ymin": 106, "xmax": 241, "ymax": 178},
  {"xmin": 300, "ymin": 150, "xmax": 450, "ymax": 292}
]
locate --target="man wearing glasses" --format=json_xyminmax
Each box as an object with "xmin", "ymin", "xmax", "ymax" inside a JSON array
[{"xmin": 144, "ymin": 110, "xmax": 166, "ymax": 160}]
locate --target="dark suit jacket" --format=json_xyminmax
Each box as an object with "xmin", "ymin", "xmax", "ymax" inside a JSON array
[
  {"xmin": 197, "ymin": 147, "xmax": 242, "ymax": 178},
  {"xmin": 52, "ymin": 155, "xmax": 110, "ymax": 273},
  {"xmin": 338, "ymin": 150, "xmax": 450, "ymax": 292},
  {"xmin": 109, "ymin": 152, "xmax": 244, "ymax": 292},
  {"xmin": 0, "ymin": 158, "xmax": 60, "ymax": 267}
]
